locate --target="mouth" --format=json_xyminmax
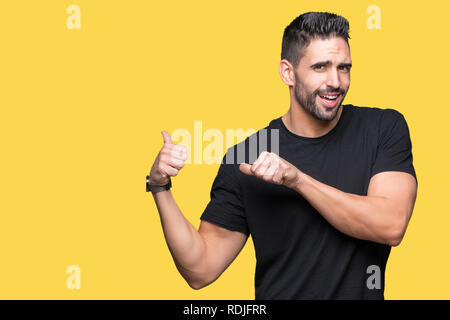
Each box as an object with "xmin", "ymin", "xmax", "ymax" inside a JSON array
[{"xmin": 317, "ymin": 92, "xmax": 341, "ymax": 108}]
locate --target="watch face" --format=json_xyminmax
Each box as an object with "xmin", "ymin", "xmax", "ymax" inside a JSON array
[{"xmin": 146, "ymin": 176, "xmax": 156, "ymax": 192}]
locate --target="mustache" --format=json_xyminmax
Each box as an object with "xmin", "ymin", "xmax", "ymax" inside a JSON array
[{"xmin": 315, "ymin": 87, "xmax": 346, "ymax": 95}]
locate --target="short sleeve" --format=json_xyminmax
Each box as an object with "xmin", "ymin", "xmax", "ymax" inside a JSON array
[
  {"xmin": 200, "ymin": 155, "xmax": 250, "ymax": 236},
  {"xmin": 371, "ymin": 109, "xmax": 417, "ymax": 184}
]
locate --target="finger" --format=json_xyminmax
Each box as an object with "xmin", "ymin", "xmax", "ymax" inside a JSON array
[
  {"xmin": 159, "ymin": 149, "xmax": 183, "ymax": 167},
  {"xmin": 260, "ymin": 155, "xmax": 279, "ymax": 182},
  {"xmin": 162, "ymin": 144, "xmax": 187, "ymax": 161},
  {"xmin": 162, "ymin": 165, "xmax": 179, "ymax": 177},
  {"xmin": 160, "ymin": 151, "xmax": 185, "ymax": 169},
  {"xmin": 265, "ymin": 155, "xmax": 280, "ymax": 177},
  {"xmin": 161, "ymin": 130, "xmax": 172, "ymax": 145},
  {"xmin": 239, "ymin": 163, "xmax": 253, "ymax": 176},
  {"xmin": 168, "ymin": 157, "xmax": 185, "ymax": 170},
  {"xmin": 255, "ymin": 152, "xmax": 273, "ymax": 176},
  {"xmin": 168, "ymin": 145, "xmax": 188, "ymax": 161},
  {"xmin": 251, "ymin": 151, "xmax": 269, "ymax": 174},
  {"xmin": 272, "ymin": 161, "xmax": 284, "ymax": 184}
]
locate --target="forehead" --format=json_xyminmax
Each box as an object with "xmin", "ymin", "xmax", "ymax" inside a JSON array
[{"xmin": 300, "ymin": 37, "xmax": 351, "ymax": 64}]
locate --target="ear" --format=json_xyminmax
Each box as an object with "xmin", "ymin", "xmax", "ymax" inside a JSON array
[{"xmin": 279, "ymin": 59, "xmax": 296, "ymax": 87}]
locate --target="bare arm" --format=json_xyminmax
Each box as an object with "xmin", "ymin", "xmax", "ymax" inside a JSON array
[
  {"xmin": 239, "ymin": 151, "xmax": 418, "ymax": 246},
  {"xmin": 293, "ymin": 170, "xmax": 417, "ymax": 246},
  {"xmin": 149, "ymin": 131, "xmax": 248, "ymax": 289}
]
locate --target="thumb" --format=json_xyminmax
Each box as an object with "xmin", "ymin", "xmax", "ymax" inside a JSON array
[
  {"xmin": 239, "ymin": 163, "xmax": 254, "ymax": 176},
  {"xmin": 161, "ymin": 130, "xmax": 172, "ymax": 144}
]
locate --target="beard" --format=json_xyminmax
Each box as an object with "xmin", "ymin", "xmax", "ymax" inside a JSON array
[{"xmin": 294, "ymin": 72, "xmax": 347, "ymax": 121}]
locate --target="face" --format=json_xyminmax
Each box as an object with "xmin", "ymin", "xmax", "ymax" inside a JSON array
[{"xmin": 293, "ymin": 37, "xmax": 351, "ymax": 121}]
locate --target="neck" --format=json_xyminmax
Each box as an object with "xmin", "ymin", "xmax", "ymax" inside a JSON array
[{"xmin": 281, "ymin": 102, "xmax": 343, "ymax": 138}]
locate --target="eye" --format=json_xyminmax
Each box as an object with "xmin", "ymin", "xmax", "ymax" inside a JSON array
[
  {"xmin": 339, "ymin": 65, "xmax": 351, "ymax": 72},
  {"xmin": 313, "ymin": 64, "xmax": 326, "ymax": 71}
]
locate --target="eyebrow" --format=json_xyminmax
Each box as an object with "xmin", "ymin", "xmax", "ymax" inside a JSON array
[{"xmin": 310, "ymin": 60, "xmax": 352, "ymax": 68}]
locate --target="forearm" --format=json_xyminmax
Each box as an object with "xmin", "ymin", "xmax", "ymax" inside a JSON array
[
  {"xmin": 293, "ymin": 171, "xmax": 403, "ymax": 246},
  {"xmin": 152, "ymin": 190, "xmax": 208, "ymax": 284}
]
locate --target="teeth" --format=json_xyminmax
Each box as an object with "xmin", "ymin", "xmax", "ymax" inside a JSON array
[{"xmin": 321, "ymin": 95, "xmax": 338, "ymax": 100}]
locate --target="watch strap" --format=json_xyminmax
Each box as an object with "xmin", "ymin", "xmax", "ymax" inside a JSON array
[{"xmin": 146, "ymin": 176, "xmax": 172, "ymax": 193}]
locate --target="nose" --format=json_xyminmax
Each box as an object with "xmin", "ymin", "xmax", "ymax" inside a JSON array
[{"xmin": 326, "ymin": 69, "xmax": 341, "ymax": 89}]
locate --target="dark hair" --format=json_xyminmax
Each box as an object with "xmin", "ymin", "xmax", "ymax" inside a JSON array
[{"xmin": 281, "ymin": 12, "xmax": 350, "ymax": 68}]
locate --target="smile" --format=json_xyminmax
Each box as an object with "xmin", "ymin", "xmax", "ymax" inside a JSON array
[{"xmin": 318, "ymin": 93, "xmax": 341, "ymax": 108}]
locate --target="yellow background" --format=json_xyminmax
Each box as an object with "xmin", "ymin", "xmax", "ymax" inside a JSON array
[{"xmin": 0, "ymin": 0, "xmax": 447, "ymax": 299}]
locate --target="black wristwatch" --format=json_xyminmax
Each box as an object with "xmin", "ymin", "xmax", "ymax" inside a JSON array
[{"xmin": 146, "ymin": 176, "xmax": 172, "ymax": 193}]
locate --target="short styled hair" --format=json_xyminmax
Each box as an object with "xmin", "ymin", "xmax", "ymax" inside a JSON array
[{"xmin": 281, "ymin": 12, "xmax": 350, "ymax": 68}]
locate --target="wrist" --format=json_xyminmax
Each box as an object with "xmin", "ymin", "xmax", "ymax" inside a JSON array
[
  {"xmin": 146, "ymin": 176, "xmax": 172, "ymax": 193},
  {"xmin": 293, "ymin": 170, "xmax": 306, "ymax": 193}
]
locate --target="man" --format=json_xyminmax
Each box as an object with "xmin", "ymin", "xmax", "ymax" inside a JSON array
[{"xmin": 147, "ymin": 12, "xmax": 418, "ymax": 299}]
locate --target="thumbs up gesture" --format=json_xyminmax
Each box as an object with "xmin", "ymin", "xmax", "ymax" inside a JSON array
[
  {"xmin": 148, "ymin": 131, "xmax": 188, "ymax": 186},
  {"xmin": 239, "ymin": 151, "xmax": 301, "ymax": 190}
]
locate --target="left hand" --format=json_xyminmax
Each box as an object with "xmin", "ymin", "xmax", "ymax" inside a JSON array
[{"xmin": 239, "ymin": 151, "xmax": 301, "ymax": 189}]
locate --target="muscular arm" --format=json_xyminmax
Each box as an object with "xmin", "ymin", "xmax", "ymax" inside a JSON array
[
  {"xmin": 240, "ymin": 151, "xmax": 418, "ymax": 247},
  {"xmin": 153, "ymin": 190, "xmax": 248, "ymax": 289},
  {"xmin": 149, "ymin": 131, "xmax": 248, "ymax": 290},
  {"xmin": 293, "ymin": 170, "xmax": 418, "ymax": 246}
]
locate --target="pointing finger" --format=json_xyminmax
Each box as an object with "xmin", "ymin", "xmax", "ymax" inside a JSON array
[{"xmin": 239, "ymin": 163, "xmax": 253, "ymax": 176}]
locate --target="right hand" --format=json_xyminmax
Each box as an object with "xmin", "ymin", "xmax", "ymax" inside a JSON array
[{"xmin": 148, "ymin": 131, "xmax": 188, "ymax": 186}]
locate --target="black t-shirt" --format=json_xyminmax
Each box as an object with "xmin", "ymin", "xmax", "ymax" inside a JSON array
[{"xmin": 200, "ymin": 104, "xmax": 417, "ymax": 300}]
